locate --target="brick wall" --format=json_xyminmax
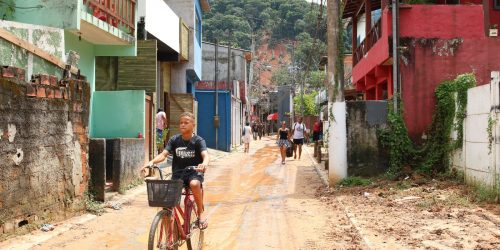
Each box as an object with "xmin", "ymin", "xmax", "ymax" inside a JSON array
[{"xmin": 0, "ymin": 69, "xmax": 90, "ymax": 235}]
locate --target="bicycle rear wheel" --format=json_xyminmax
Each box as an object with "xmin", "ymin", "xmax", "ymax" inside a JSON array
[
  {"xmin": 186, "ymin": 204, "xmax": 204, "ymax": 250},
  {"xmin": 148, "ymin": 209, "xmax": 179, "ymax": 250}
]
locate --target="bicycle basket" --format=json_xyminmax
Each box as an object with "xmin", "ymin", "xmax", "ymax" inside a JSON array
[{"xmin": 146, "ymin": 179, "xmax": 184, "ymax": 207}]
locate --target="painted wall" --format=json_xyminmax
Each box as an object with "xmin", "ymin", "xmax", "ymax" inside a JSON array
[
  {"xmin": 0, "ymin": 21, "xmax": 65, "ymax": 79},
  {"xmin": 353, "ymin": 5, "xmax": 500, "ymax": 141},
  {"xmin": 196, "ymin": 91, "xmax": 231, "ymax": 152},
  {"xmin": 398, "ymin": 5, "xmax": 485, "ymax": 39},
  {"xmin": 91, "ymin": 90, "xmax": 145, "ymax": 138},
  {"xmin": 352, "ymin": 9, "xmax": 390, "ymax": 84},
  {"xmin": 139, "ymin": 0, "xmax": 180, "ymax": 52},
  {"xmin": 10, "ymin": 0, "xmax": 80, "ymax": 30},
  {"xmin": 452, "ymin": 72, "xmax": 500, "ymax": 195},
  {"xmin": 165, "ymin": 0, "xmax": 204, "ymax": 93}
]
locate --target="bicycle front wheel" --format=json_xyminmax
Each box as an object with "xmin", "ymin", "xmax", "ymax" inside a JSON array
[
  {"xmin": 148, "ymin": 209, "xmax": 179, "ymax": 250},
  {"xmin": 186, "ymin": 204, "xmax": 204, "ymax": 250}
]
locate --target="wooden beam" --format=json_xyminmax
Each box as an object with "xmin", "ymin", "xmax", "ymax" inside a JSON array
[
  {"xmin": 0, "ymin": 27, "xmax": 79, "ymax": 75},
  {"xmin": 356, "ymin": 0, "xmax": 366, "ymax": 17},
  {"xmin": 366, "ymin": 0, "xmax": 372, "ymax": 37}
]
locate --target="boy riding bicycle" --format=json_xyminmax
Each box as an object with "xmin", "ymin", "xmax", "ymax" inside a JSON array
[{"xmin": 141, "ymin": 112, "xmax": 209, "ymax": 230}]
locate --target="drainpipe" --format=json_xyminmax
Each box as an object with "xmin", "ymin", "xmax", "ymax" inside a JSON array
[
  {"xmin": 215, "ymin": 40, "xmax": 219, "ymax": 150},
  {"xmin": 392, "ymin": 0, "xmax": 399, "ymax": 112}
]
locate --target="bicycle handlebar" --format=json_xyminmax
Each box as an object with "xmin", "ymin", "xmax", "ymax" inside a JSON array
[{"xmin": 144, "ymin": 165, "xmax": 198, "ymax": 180}]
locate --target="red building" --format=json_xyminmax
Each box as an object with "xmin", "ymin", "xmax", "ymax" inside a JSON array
[{"xmin": 343, "ymin": 0, "xmax": 500, "ymax": 141}]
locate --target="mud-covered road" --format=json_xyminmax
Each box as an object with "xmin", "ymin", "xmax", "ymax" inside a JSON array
[{"xmin": 1, "ymin": 137, "xmax": 499, "ymax": 250}]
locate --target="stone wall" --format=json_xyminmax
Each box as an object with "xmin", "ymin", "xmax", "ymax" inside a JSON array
[
  {"xmin": 0, "ymin": 74, "xmax": 90, "ymax": 234},
  {"xmin": 346, "ymin": 101, "xmax": 388, "ymax": 176}
]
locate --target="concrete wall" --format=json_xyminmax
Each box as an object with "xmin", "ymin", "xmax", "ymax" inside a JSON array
[
  {"xmin": 140, "ymin": 0, "xmax": 180, "ymax": 53},
  {"xmin": 108, "ymin": 138, "xmax": 144, "ymax": 193},
  {"xmin": 201, "ymin": 42, "xmax": 248, "ymax": 84},
  {"xmin": 346, "ymin": 101, "xmax": 388, "ymax": 176},
  {"xmin": 353, "ymin": 6, "xmax": 500, "ymax": 142},
  {"xmin": 165, "ymin": 0, "xmax": 202, "ymax": 93},
  {"xmin": 452, "ymin": 72, "xmax": 500, "ymax": 194},
  {"xmin": 10, "ymin": 0, "xmax": 80, "ymax": 30},
  {"xmin": 90, "ymin": 90, "xmax": 145, "ymax": 138},
  {"xmin": 0, "ymin": 76, "xmax": 90, "ymax": 234}
]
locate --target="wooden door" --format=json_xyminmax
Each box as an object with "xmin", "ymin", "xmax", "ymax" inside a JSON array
[
  {"xmin": 169, "ymin": 93, "xmax": 194, "ymax": 137},
  {"xmin": 145, "ymin": 95, "xmax": 153, "ymax": 161}
]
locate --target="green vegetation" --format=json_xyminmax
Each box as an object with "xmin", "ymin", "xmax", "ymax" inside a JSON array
[
  {"xmin": 117, "ymin": 178, "xmax": 143, "ymax": 194},
  {"xmin": 84, "ymin": 191, "xmax": 105, "ymax": 215},
  {"xmin": 203, "ymin": 0, "xmax": 329, "ymax": 49},
  {"xmin": 487, "ymin": 114, "xmax": 497, "ymax": 154},
  {"xmin": 293, "ymin": 91, "xmax": 318, "ymax": 116},
  {"xmin": 338, "ymin": 176, "xmax": 372, "ymax": 187},
  {"xmin": 378, "ymin": 73, "xmax": 476, "ymax": 174}
]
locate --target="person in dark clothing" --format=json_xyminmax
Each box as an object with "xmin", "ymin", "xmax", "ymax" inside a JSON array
[
  {"xmin": 258, "ymin": 122, "xmax": 264, "ymax": 140},
  {"xmin": 142, "ymin": 112, "xmax": 209, "ymax": 230},
  {"xmin": 276, "ymin": 121, "xmax": 291, "ymax": 165},
  {"xmin": 252, "ymin": 122, "xmax": 258, "ymax": 140}
]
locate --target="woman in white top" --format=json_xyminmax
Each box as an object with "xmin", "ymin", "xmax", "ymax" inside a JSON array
[
  {"xmin": 242, "ymin": 122, "xmax": 253, "ymax": 153},
  {"xmin": 292, "ymin": 117, "xmax": 307, "ymax": 160}
]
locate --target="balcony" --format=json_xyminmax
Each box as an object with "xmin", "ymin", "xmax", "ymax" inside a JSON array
[
  {"xmin": 80, "ymin": 0, "xmax": 136, "ymax": 45},
  {"xmin": 354, "ymin": 18, "xmax": 382, "ymax": 66}
]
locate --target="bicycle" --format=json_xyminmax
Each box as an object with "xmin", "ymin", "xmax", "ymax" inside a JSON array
[{"xmin": 144, "ymin": 165, "xmax": 204, "ymax": 250}]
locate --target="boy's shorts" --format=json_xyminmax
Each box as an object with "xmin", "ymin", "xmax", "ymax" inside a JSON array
[
  {"xmin": 293, "ymin": 138, "xmax": 304, "ymax": 145},
  {"xmin": 173, "ymin": 170, "xmax": 204, "ymax": 187}
]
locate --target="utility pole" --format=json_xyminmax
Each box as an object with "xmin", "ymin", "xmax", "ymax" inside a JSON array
[
  {"xmin": 326, "ymin": 0, "xmax": 347, "ymax": 185},
  {"xmin": 392, "ymin": 0, "xmax": 400, "ymax": 111},
  {"xmin": 214, "ymin": 39, "xmax": 219, "ymax": 150},
  {"xmin": 227, "ymin": 38, "xmax": 231, "ymax": 91}
]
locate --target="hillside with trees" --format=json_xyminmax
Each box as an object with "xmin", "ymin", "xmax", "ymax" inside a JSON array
[{"xmin": 203, "ymin": 0, "xmax": 351, "ymax": 116}]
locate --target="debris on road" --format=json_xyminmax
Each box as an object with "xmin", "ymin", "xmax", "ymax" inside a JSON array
[
  {"xmin": 394, "ymin": 196, "xmax": 422, "ymax": 203},
  {"xmin": 40, "ymin": 224, "xmax": 55, "ymax": 232},
  {"xmin": 104, "ymin": 202, "xmax": 122, "ymax": 210}
]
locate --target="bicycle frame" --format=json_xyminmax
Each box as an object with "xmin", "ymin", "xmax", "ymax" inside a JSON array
[{"xmin": 158, "ymin": 187, "xmax": 203, "ymax": 248}]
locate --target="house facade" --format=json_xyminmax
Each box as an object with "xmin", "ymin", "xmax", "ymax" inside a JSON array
[
  {"xmin": 163, "ymin": 0, "xmax": 210, "ymax": 137},
  {"xmin": 343, "ymin": 0, "xmax": 500, "ymax": 141},
  {"xmin": 198, "ymin": 42, "xmax": 251, "ymax": 150}
]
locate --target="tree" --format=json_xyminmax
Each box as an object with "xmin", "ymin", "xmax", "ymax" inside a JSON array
[
  {"xmin": 306, "ymin": 71, "xmax": 327, "ymax": 89},
  {"xmin": 270, "ymin": 66, "xmax": 294, "ymax": 86},
  {"xmin": 294, "ymin": 91, "xmax": 318, "ymax": 116},
  {"xmin": 293, "ymin": 32, "xmax": 327, "ymax": 71}
]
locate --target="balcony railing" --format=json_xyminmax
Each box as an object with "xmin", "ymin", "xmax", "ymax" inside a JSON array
[
  {"xmin": 354, "ymin": 18, "xmax": 382, "ymax": 65},
  {"xmin": 83, "ymin": 0, "xmax": 136, "ymax": 35}
]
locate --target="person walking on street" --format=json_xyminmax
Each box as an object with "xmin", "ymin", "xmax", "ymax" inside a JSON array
[
  {"xmin": 313, "ymin": 119, "xmax": 321, "ymax": 143},
  {"xmin": 156, "ymin": 109, "xmax": 167, "ymax": 154},
  {"xmin": 276, "ymin": 121, "xmax": 291, "ymax": 165},
  {"xmin": 292, "ymin": 117, "xmax": 307, "ymax": 160},
  {"xmin": 242, "ymin": 122, "xmax": 253, "ymax": 153},
  {"xmin": 252, "ymin": 122, "xmax": 258, "ymax": 140},
  {"xmin": 258, "ymin": 122, "xmax": 263, "ymax": 140}
]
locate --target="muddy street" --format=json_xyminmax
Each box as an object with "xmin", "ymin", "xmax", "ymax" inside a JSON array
[
  {"xmin": 1, "ymin": 136, "xmax": 499, "ymax": 250},
  {"xmin": 0, "ymin": 137, "xmax": 348, "ymax": 250}
]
